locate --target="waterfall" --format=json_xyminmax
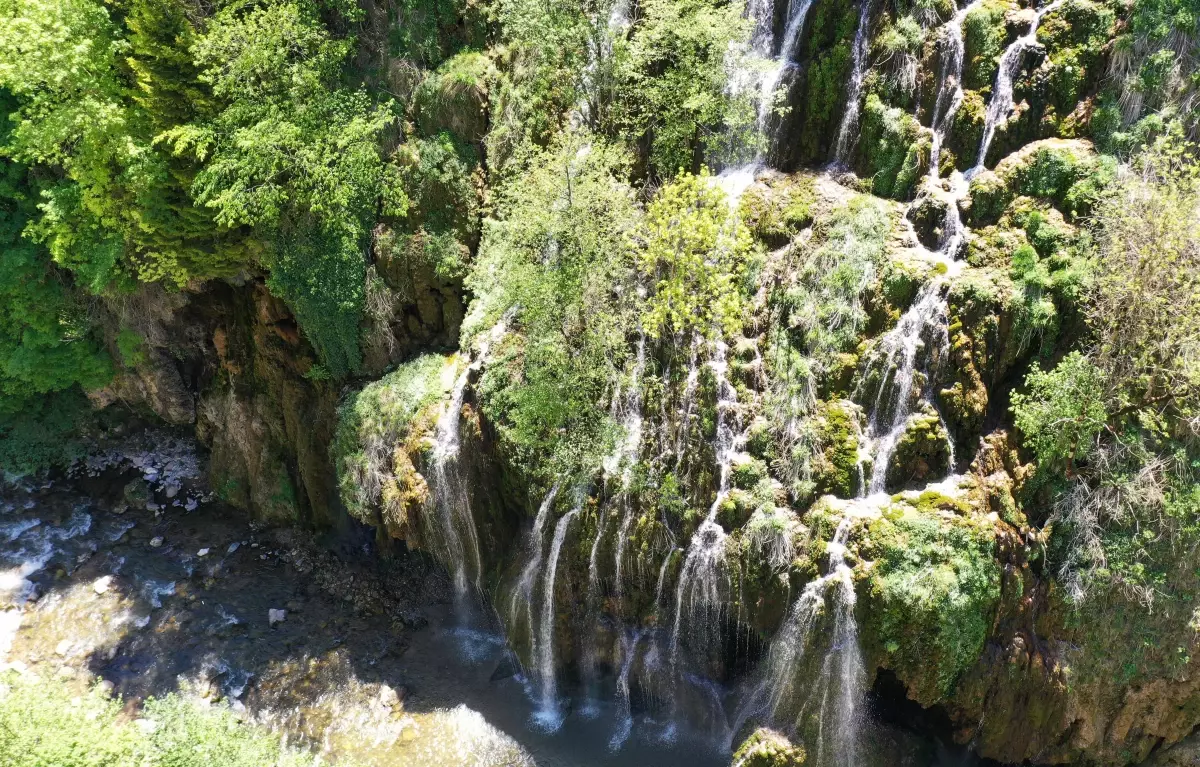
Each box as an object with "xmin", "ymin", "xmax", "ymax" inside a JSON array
[
  {"xmin": 507, "ymin": 484, "xmax": 561, "ymax": 670},
  {"xmin": 675, "ymin": 334, "xmax": 703, "ymax": 468},
  {"xmin": 972, "ymin": 0, "xmax": 1066, "ymax": 171},
  {"xmin": 752, "ymin": 516, "xmax": 865, "ymax": 767},
  {"xmin": 582, "ymin": 332, "xmax": 648, "ymax": 709},
  {"xmin": 531, "ymin": 506, "xmax": 581, "ymax": 731},
  {"xmin": 669, "ymin": 339, "xmax": 741, "ymax": 683},
  {"xmin": 918, "ymin": 0, "xmax": 986, "ymax": 259},
  {"xmin": 757, "ymin": 0, "xmax": 817, "ymax": 132},
  {"xmin": 610, "ymin": 627, "xmax": 647, "ymax": 751},
  {"xmin": 425, "ymin": 322, "xmax": 506, "ymax": 612},
  {"xmin": 834, "ymin": 0, "xmax": 875, "ymax": 165},
  {"xmin": 860, "ymin": 281, "xmax": 952, "ymax": 494}
]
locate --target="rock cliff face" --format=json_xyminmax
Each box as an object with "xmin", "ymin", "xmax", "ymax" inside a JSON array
[{"xmin": 71, "ymin": 0, "xmax": 1200, "ymax": 763}]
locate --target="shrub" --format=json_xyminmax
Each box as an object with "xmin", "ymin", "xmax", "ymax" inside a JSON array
[
  {"xmin": 0, "ymin": 671, "xmax": 321, "ymax": 767},
  {"xmin": 637, "ymin": 171, "xmax": 754, "ymax": 339}
]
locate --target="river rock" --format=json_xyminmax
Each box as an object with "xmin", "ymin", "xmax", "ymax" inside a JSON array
[
  {"xmin": 268, "ymin": 608, "xmax": 287, "ymax": 626},
  {"xmin": 92, "ymin": 576, "xmax": 112, "ymax": 595}
]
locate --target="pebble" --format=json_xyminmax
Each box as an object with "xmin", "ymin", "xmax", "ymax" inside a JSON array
[
  {"xmin": 96, "ymin": 680, "xmax": 115, "ymax": 697},
  {"xmin": 92, "ymin": 575, "xmax": 113, "ymax": 595},
  {"xmin": 55, "ymin": 639, "xmax": 72, "ymax": 657},
  {"xmin": 197, "ymin": 548, "xmax": 210, "ymax": 557},
  {"xmin": 227, "ymin": 542, "xmax": 240, "ymax": 554},
  {"xmin": 134, "ymin": 719, "xmax": 158, "ymax": 734},
  {"xmin": 268, "ymin": 608, "xmax": 287, "ymax": 626},
  {"xmin": 378, "ymin": 684, "xmax": 400, "ymax": 708},
  {"xmin": 149, "ymin": 536, "xmax": 163, "ymax": 548}
]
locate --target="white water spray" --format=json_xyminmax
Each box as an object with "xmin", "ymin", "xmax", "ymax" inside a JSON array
[
  {"xmin": 508, "ymin": 484, "xmax": 561, "ymax": 667},
  {"xmin": 669, "ymin": 339, "xmax": 742, "ymax": 680},
  {"xmin": 753, "ymin": 516, "xmax": 865, "ymax": 767},
  {"xmin": 973, "ymin": 0, "xmax": 1065, "ymax": 171},
  {"xmin": 834, "ymin": 0, "xmax": 875, "ymax": 164},
  {"xmin": 531, "ymin": 507, "xmax": 581, "ymax": 731},
  {"xmin": 860, "ymin": 282, "xmax": 952, "ymax": 494},
  {"xmin": 426, "ymin": 322, "xmax": 507, "ymax": 612}
]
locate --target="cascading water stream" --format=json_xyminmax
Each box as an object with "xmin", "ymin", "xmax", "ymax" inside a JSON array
[
  {"xmin": 582, "ymin": 332, "xmax": 649, "ymax": 710},
  {"xmin": 972, "ymin": 0, "xmax": 1066, "ymax": 172},
  {"xmin": 834, "ymin": 0, "xmax": 875, "ymax": 165},
  {"xmin": 507, "ymin": 484, "xmax": 561, "ymax": 672},
  {"xmin": 611, "ymin": 334, "xmax": 647, "ymax": 600},
  {"xmin": 669, "ymin": 339, "xmax": 741, "ymax": 693},
  {"xmin": 745, "ymin": 516, "xmax": 865, "ymax": 767},
  {"xmin": 757, "ymin": 0, "xmax": 817, "ymax": 133},
  {"xmin": 426, "ymin": 321, "xmax": 507, "ymax": 616},
  {"xmin": 610, "ymin": 627, "xmax": 647, "ymax": 751},
  {"xmin": 531, "ymin": 506, "xmax": 581, "ymax": 731},
  {"xmin": 917, "ymin": 0, "xmax": 986, "ymax": 259},
  {"xmin": 859, "ymin": 281, "xmax": 952, "ymax": 494}
]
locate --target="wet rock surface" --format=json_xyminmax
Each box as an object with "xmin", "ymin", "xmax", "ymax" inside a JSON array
[{"xmin": 0, "ymin": 475, "xmax": 727, "ymax": 767}]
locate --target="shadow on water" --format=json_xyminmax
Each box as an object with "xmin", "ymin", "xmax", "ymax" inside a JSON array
[{"xmin": 0, "ymin": 474, "xmax": 728, "ymax": 767}]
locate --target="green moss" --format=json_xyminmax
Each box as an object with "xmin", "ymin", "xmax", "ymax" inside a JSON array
[
  {"xmin": 416, "ymin": 51, "xmax": 493, "ymax": 142},
  {"xmin": 332, "ymin": 353, "xmax": 450, "ymax": 525},
  {"xmin": 0, "ymin": 671, "xmax": 323, "ymax": 767},
  {"xmin": 962, "ymin": 0, "xmax": 1011, "ymax": 92},
  {"xmin": 863, "ymin": 510, "xmax": 1001, "ymax": 704},
  {"xmin": 732, "ymin": 456, "xmax": 770, "ymax": 490},
  {"xmin": 813, "ymin": 399, "xmax": 863, "ymax": 498},
  {"xmin": 886, "ymin": 411, "xmax": 952, "ymax": 491},
  {"xmin": 739, "ymin": 176, "xmax": 816, "ymax": 247},
  {"xmin": 856, "ymin": 95, "xmax": 928, "ymax": 200},
  {"xmin": 731, "ymin": 728, "xmax": 808, "ymax": 766}
]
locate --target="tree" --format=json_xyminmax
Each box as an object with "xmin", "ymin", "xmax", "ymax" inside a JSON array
[
  {"xmin": 1087, "ymin": 136, "xmax": 1200, "ymax": 423},
  {"xmin": 162, "ymin": 0, "xmax": 406, "ymax": 376},
  {"xmin": 636, "ymin": 171, "xmax": 752, "ymax": 340}
]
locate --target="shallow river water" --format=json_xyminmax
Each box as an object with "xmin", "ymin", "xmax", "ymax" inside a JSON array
[{"xmin": 0, "ymin": 472, "xmax": 729, "ymax": 767}]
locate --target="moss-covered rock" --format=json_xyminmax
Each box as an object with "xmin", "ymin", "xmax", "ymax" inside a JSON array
[
  {"xmin": 812, "ymin": 399, "xmax": 865, "ymax": 498},
  {"xmin": 732, "ymin": 727, "xmax": 807, "ymax": 766},
  {"xmin": 415, "ymin": 51, "xmax": 494, "ymax": 143},
  {"xmin": 885, "ymin": 409, "xmax": 952, "ymax": 491},
  {"xmin": 855, "ymin": 95, "xmax": 929, "ymax": 200},
  {"xmin": 860, "ymin": 503, "xmax": 1002, "ymax": 706},
  {"xmin": 331, "ymin": 354, "xmax": 452, "ymax": 535},
  {"xmin": 739, "ymin": 175, "xmax": 817, "ymax": 248},
  {"xmin": 964, "ymin": 138, "xmax": 1108, "ymax": 226}
]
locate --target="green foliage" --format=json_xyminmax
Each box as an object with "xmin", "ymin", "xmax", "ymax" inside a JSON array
[
  {"xmin": 610, "ymin": 0, "xmax": 755, "ymax": 175},
  {"xmin": 961, "ymin": 0, "xmax": 1008, "ymax": 92},
  {"xmin": 472, "ymin": 132, "xmax": 640, "ymax": 475},
  {"xmin": 415, "ymin": 51, "xmax": 493, "ymax": 141},
  {"xmin": 389, "ymin": 0, "xmax": 488, "ymax": 68},
  {"xmin": 1011, "ymin": 352, "xmax": 1109, "ymax": 472},
  {"xmin": 866, "ymin": 512, "xmax": 1001, "ymax": 700},
  {"xmin": 1107, "ymin": 0, "xmax": 1200, "ymax": 137},
  {"xmin": 774, "ymin": 195, "xmax": 890, "ymax": 364},
  {"xmin": 967, "ymin": 143, "xmax": 1116, "ymax": 224},
  {"xmin": 637, "ymin": 171, "xmax": 753, "ymax": 339},
  {"xmin": 0, "ymin": 391, "xmax": 97, "ymax": 476},
  {"xmin": 0, "ymin": 671, "xmax": 323, "ymax": 766},
  {"xmin": 333, "ymin": 353, "xmax": 449, "ymax": 523},
  {"xmin": 162, "ymin": 0, "xmax": 406, "ymax": 376},
  {"xmin": 0, "ymin": 0, "xmax": 252, "ymax": 289},
  {"xmin": 857, "ymin": 94, "xmax": 927, "ymax": 199},
  {"xmin": 1088, "ymin": 137, "xmax": 1200, "ymax": 421}
]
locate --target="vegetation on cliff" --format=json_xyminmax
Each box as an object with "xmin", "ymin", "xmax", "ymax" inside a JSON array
[{"xmin": 2, "ymin": 0, "xmax": 1200, "ymax": 763}]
